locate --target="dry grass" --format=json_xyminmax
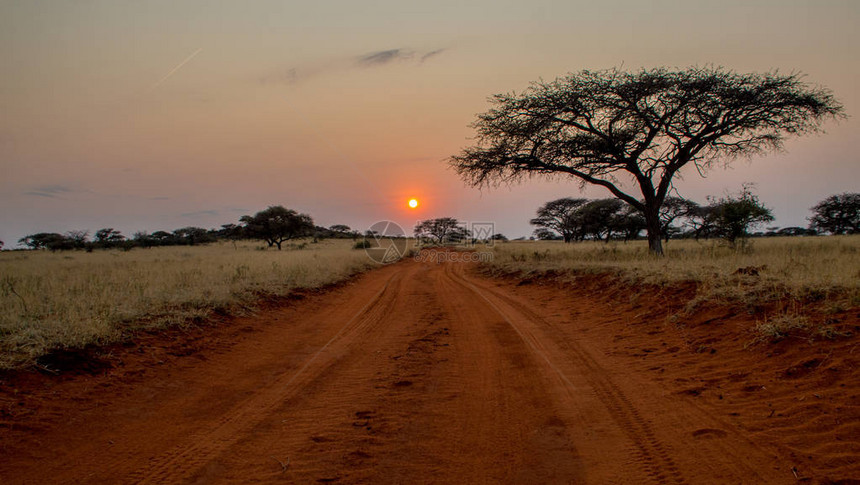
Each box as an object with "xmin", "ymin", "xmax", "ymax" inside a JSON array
[
  {"xmin": 484, "ymin": 236, "xmax": 860, "ymax": 306},
  {"xmin": 0, "ymin": 239, "xmax": 375, "ymax": 369},
  {"xmin": 754, "ymin": 314, "xmax": 811, "ymax": 341}
]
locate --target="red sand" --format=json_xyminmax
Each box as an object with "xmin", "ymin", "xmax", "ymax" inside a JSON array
[{"xmin": 1, "ymin": 256, "xmax": 857, "ymax": 483}]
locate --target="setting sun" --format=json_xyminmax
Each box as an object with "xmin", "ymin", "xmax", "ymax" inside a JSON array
[{"xmin": 408, "ymin": 198, "xmax": 419, "ymax": 209}]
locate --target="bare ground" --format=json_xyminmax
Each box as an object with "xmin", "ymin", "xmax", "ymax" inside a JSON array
[{"xmin": 1, "ymin": 255, "xmax": 857, "ymax": 484}]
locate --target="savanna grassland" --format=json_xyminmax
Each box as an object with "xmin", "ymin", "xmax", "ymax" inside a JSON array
[
  {"xmin": 0, "ymin": 239, "xmax": 374, "ymax": 369},
  {"xmin": 484, "ymin": 235, "xmax": 860, "ymax": 339},
  {"xmin": 486, "ymin": 235, "xmax": 860, "ymax": 297}
]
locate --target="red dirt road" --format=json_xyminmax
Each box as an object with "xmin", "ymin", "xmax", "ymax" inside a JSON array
[{"xmin": 1, "ymin": 256, "xmax": 858, "ymax": 483}]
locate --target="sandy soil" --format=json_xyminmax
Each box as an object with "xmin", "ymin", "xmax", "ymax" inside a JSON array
[{"xmin": 1, "ymin": 255, "xmax": 857, "ymax": 484}]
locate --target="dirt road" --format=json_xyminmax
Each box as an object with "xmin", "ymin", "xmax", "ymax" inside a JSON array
[{"xmin": 2, "ymin": 255, "xmax": 854, "ymax": 483}]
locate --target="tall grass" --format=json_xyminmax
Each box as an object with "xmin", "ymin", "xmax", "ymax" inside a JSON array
[
  {"xmin": 0, "ymin": 239, "xmax": 375, "ymax": 369},
  {"xmin": 484, "ymin": 236, "xmax": 860, "ymax": 304}
]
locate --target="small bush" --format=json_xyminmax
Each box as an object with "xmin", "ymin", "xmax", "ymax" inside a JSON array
[
  {"xmin": 353, "ymin": 240, "xmax": 373, "ymax": 249},
  {"xmin": 754, "ymin": 314, "xmax": 810, "ymax": 341},
  {"xmin": 815, "ymin": 324, "xmax": 851, "ymax": 340}
]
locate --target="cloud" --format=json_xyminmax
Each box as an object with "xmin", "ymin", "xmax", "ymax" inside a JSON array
[
  {"xmin": 23, "ymin": 185, "xmax": 75, "ymax": 199},
  {"xmin": 420, "ymin": 49, "xmax": 446, "ymax": 63},
  {"xmin": 356, "ymin": 49, "xmax": 414, "ymax": 67},
  {"xmin": 263, "ymin": 46, "xmax": 448, "ymax": 86},
  {"xmin": 181, "ymin": 210, "xmax": 219, "ymax": 218}
]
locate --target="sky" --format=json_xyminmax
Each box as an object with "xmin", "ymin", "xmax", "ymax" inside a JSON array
[{"xmin": 1, "ymin": 0, "xmax": 858, "ymax": 246}]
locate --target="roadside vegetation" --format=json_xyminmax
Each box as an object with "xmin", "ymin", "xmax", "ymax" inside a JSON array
[
  {"xmin": 486, "ymin": 236, "xmax": 859, "ymax": 295},
  {"xmin": 484, "ymin": 236, "xmax": 859, "ymax": 343},
  {"xmin": 491, "ymin": 188, "xmax": 859, "ymax": 299},
  {"xmin": 0, "ymin": 239, "xmax": 374, "ymax": 369}
]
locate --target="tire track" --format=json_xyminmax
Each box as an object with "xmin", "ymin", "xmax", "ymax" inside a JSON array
[
  {"xmin": 444, "ymin": 264, "xmax": 686, "ymax": 485},
  {"xmin": 427, "ymin": 262, "xmax": 585, "ymax": 482},
  {"xmin": 123, "ymin": 272, "xmax": 403, "ymax": 484}
]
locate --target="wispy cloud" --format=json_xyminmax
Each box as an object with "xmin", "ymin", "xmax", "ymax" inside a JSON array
[
  {"xmin": 263, "ymin": 46, "xmax": 448, "ymax": 86},
  {"xmin": 356, "ymin": 49, "xmax": 414, "ymax": 67},
  {"xmin": 181, "ymin": 210, "xmax": 219, "ymax": 218},
  {"xmin": 23, "ymin": 185, "xmax": 75, "ymax": 199},
  {"xmin": 420, "ymin": 49, "xmax": 446, "ymax": 63}
]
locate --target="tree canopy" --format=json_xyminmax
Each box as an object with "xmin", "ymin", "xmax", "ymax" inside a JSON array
[
  {"xmin": 450, "ymin": 66, "xmax": 843, "ymax": 254},
  {"xmin": 809, "ymin": 193, "xmax": 859, "ymax": 235},
  {"xmin": 531, "ymin": 197, "xmax": 645, "ymax": 242},
  {"xmin": 529, "ymin": 198, "xmax": 588, "ymax": 243},
  {"xmin": 414, "ymin": 218, "xmax": 469, "ymax": 244},
  {"xmin": 240, "ymin": 206, "xmax": 314, "ymax": 250},
  {"xmin": 708, "ymin": 186, "xmax": 774, "ymax": 245}
]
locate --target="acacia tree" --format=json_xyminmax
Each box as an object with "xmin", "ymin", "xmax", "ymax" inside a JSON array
[
  {"xmin": 658, "ymin": 197, "xmax": 698, "ymax": 242},
  {"xmin": 240, "ymin": 206, "xmax": 314, "ymax": 250},
  {"xmin": 63, "ymin": 230, "xmax": 89, "ymax": 249},
  {"xmin": 579, "ymin": 199, "xmax": 631, "ymax": 242},
  {"xmin": 329, "ymin": 224, "xmax": 352, "ymax": 234},
  {"xmin": 530, "ymin": 197, "xmax": 588, "ymax": 242},
  {"xmin": 94, "ymin": 228, "xmax": 125, "ymax": 248},
  {"xmin": 449, "ymin": 67, "xmax": 843, "ymax": 255},
  {"xmin": 19, "ymin": 233, "xmax": 68, "ymax": 250},
  {"xmin": 414, "ymin": 217, "xmax": 469, "ymax": 244},
  {"xmin": 709, "ymin": 186, "xmax": 774, "ymax": 245},
  {"xmin": 616, "ymin": 205, "xmax": 647, "ymax": 242},
  {"xmin": 809, "ymin": 193, "xmax": 859, "ymax": 235}
]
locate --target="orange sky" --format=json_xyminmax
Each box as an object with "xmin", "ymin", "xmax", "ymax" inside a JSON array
[{"xmin": 1, "ymin": 0, "xmax": 858, "ymax": 245}]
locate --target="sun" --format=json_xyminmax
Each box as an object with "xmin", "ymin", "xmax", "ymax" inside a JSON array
[{"xmin": 408, "ymin": 198, "xmax": 419, "ymax": 209}]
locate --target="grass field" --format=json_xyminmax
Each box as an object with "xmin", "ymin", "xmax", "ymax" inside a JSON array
[
  {"xmin": 3, "ymin": 235, "xmax": 856, "ymax": 368},
  {"xmin": 484, "ymin": 236, "xmax": 860, "ymax": 309},
  {"xmin": 0, "ymin": 239, "xmax": 374, "ymax": 369}
]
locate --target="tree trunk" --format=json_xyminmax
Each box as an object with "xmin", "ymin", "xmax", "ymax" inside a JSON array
[{"xmin": 645, "ymin": 209, "xmax": 664, "ymax": 255}]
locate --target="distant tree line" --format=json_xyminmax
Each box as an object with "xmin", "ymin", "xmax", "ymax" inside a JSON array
[
  {"xmin": 13, "ymin": 205, "xmax": 359, "ymax": 252},
  {"xmin": 531, "ymin": 190, "xmax": 858, "ymax": 245}
]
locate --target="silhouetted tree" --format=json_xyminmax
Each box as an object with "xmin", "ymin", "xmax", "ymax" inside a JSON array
[
  {"xmin": 615, "ymin": 206, "xmax": 647, "ymax": 242},
  {"xmin": 534, "ymin": 228, "xmax": 562, "ymax": 240},
  {"xmin": 809, "ymin": 193, "xmax": 859, "ymax": 235},
  {"xmin": 450, "ymin": 66, "xmax": 843, "ymax": 255},
  {"xmin": 414, "ymin": 217, "xmax": 469, "ymax": 244},
  {"xmin": 94, "ymin": 228, "xmax": 125, "ymax": 248},
  {"xmin": 65, "ymin": 230, "xmax": 89, "ymax": 249},
  {"xmin": 148, "ymin": 231, "xmax": 173, "ymax": 246},
  {"xmin": 685, "ymin": 204, "xmax": 718, "ymax": 240},
  {"xmin": 19, "ymin": 233, "xmax": 70, "ymax": 251},
  {"xmin": 240, "ymin": 206, "xmax": 314, "ymax": 250},
  {"xmin": 215, "ymin": 224, "xmax": 244, "ymax": 241},
  {"xmin": 132, "ymin": 231, "xmax": 155, "ymax": 248},
  {"xmin": 777, "ymin": 227, "xmax": 817, "ymax": 237},
  {"xmin": 578, "ymin": 198, "xmax": 626, "ymax": 242},
  {"xmin": 709, "ymin": 186, "xmax": 774, "ymax": 246},
  {"xmin": 658, "ymin": 197, "xmax": 698, "ymax": 242},
  {"xmin": 172, "ymin": 227, "xmax": 214, "ymax": 246},
  {"xmin": 329, "ymin": 224, "xmax": 351, "ymax": 233},
  {"xmin": 530, "ymin": 198, "xmax": 588, "ymax": 243}
]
